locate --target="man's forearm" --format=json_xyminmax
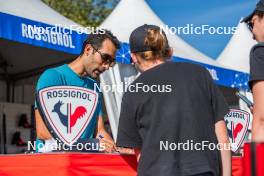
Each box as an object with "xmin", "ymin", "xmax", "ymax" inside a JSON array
[
  {"xmin": 252, "ymin": 81, "xmax": 264, "ymax": 142},
  {"xmin": 215, "ymin": 120, "xmax": 231, "ymax": 176},
  {"xmin": 252, "ymin": 115, "xmax": 264, "ymax": 142},
  {"xmin": 220, "ymin": 144, "xmax": 231, "ymax": 176}
]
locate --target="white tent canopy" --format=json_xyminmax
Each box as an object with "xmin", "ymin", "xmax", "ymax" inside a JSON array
[
  {"xmin": 217, "ymin": 22, "xmax": 257, "ymax": 73},
  {"xmin": 0, "ymin": 0, "xmax": 81, "ymax": 28},
  {"xmin": 0, "ymin": 0, "xmax": 87, "ymax": 78},
  {"xmin": 100, "ymin": 0, "xmax": 222, "ymax": 67}
]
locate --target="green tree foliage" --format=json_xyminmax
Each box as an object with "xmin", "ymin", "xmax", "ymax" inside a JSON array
[{"xmin": 42, "ymin": 0, "xmax": 119, "ymax": 27}]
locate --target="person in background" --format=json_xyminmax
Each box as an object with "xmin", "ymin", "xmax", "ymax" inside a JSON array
[
  {"xmin": 242, "ymin": 0, "xmax": 264, "ymax": 142},
  {"xmin": 35, "ymin": 30, "xmax": 119, "ymax": 153},
  {"xmin": 116, "ymin": 24, "xmax": 231, "ymax": 176}
]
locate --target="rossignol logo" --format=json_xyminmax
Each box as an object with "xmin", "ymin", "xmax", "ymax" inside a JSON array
[
  {"xmin": 37, "ymin": 86, "xmax": 98, "ymax": 146},
  {"xmin": 52, "ymin": 100, "xmax": 87, "ymax": 134},
  {"xmin": 224, "ymin": 109, "xmax": 250, "ymax": 152}
]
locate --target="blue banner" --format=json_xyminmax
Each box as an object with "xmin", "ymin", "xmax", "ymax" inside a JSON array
[
  {"xmin": 0, "ymin": 12, "xmax": 87, "ymax": 54},
  {"xmin": 115, "ymin": 42, "xmax": 250, "ymax": 90},
  {"xmin": 0, "ymin": 12, "xmax": 249, "ymax": 90},
  {"xmin": 172, "ymin": 57, "xmax": 249, "ymax": 90}
]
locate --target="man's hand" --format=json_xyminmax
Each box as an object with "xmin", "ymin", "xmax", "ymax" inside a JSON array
[
  {"xmin": 96, "ymin": 116, "xmax": 117, "ymax": 153},
  {"xmin": 98, "ymin": 136, "xmax": 117, "ymax": 153},
  {"xmin": 116, "ymin": 147, "xmax": 135, "ymax": 155}
]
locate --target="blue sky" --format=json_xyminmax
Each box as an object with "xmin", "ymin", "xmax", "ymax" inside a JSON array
[{"xmin": 146, "ymin": 0, "xmax": 258, "ymax": 59}]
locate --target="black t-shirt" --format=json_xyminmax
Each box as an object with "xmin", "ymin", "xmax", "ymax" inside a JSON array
[
  {"xmin": 116, "ymin": 62, "xmax": 229, "ymax": 176},
  {"xmin": 249, "ymin": 43, "xmax": 264, "ymax": 90}
]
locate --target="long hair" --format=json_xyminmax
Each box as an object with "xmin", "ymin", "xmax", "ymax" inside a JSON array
[{"xmin": 137, "ymin": 28, "xmax": 171, "ymax": 61}]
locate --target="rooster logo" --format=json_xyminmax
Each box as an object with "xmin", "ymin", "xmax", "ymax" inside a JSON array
[
  {"xmin": 52, "ymin": 101, "xmax": 87, "ymax": 133},
  {"xmin": 224, "ymin": 109, "xmax": 250, "ymax": 152},
  {"xmin": 38, "ymin": 86, "xmax": 99, "ymax": 145},
  {"xmin": 225, "ymin": 120, "xmax": 243, "ymax": 143}
]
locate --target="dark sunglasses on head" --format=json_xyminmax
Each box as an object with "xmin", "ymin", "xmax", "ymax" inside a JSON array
[{"xmin": 92, "ymin": 45, "xmax": 116, "ymax": 67}]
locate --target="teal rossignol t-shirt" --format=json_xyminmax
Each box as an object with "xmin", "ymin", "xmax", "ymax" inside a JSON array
[{"xmin": 35, "ymin": 64, "xmax": 102, "ymax": 147}]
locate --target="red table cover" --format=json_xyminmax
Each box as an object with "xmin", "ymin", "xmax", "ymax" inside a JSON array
[
  {"xmin": 0, "ymin": 153, "xmax": 243, "ymax": 176},
  {"xmin": 0, "ymin": 153, "xmax": 137, "ymax": 176},
  {"xmin": 243, "ymin": 143, "xmax": 264, "ymax": 176}
]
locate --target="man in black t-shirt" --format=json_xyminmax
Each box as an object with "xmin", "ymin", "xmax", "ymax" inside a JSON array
[
  {"xmin": 242, "ymin": 0, "xmax": 264, "ymax": 142},
  {"xmin": 116, "ymin": 24, "xmax": 231, "ymax": 176}
]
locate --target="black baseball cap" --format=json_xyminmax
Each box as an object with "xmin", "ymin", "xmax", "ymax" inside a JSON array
[
  {"xmin": 129, "ymin": 24, "xmax": 169, "ymax": 53},
  {"xmin": 242, "ymin": 0, "xmax": 264, "ymax": 23}
]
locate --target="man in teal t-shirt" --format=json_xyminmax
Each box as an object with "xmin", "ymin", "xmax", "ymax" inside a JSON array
[{"xmin": 35, "ymin": 30, "xmax": 120, "ymax": 153}]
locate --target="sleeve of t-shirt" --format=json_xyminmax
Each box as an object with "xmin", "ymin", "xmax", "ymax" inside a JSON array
[
  {"xmin": 249, "ymin": 45, "xmax": 264, "ymax": 90},
  {"xmin": 204, "ymin": 69, "xmax": 229, "ymax": 123},
  {"xmin": 116, "ymin": 94, "xmax": 142, "ymax": 148},
  {"xmin": 34, "ymin": 69, "xmax": 61, "ymax": 109}
]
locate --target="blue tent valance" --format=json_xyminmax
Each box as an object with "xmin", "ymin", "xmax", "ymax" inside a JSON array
[
  {"xmin": 0, "ymin": 12, "xmax": 87, "ymax": 55},
  {"xmin": 0, "ymin": 12, "xmax": 249, "ymax": 89}
]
